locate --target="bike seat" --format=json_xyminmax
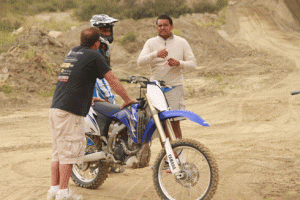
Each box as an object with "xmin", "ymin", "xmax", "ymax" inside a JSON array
[{"xmin": 93, "ymin": 101, "xmax": 121, "ymax": 117}]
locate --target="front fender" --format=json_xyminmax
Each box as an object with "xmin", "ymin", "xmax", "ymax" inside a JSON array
[
  {"xmin": 160, "ymin": 110, "xmax": 209, "ymax": 126},
  {"xmin": 142, "ymin": 110, "xmax": 209, "ymax": 143}
]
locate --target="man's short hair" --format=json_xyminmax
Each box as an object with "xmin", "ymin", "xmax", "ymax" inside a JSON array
[
  {"xmin": 156, "ymin": 15, "xmax": 173, "ymax": 25},
  {"xmin": 80, "ymin": 27, "xmax": 100, "ymax": 47}
]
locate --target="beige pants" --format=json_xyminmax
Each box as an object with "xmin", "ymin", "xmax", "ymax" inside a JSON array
[
  {"xmin": 164, "ymin": 85, "xmax": 186, "ymax": 121},
  {"xmin": 164, "ymin": 85, "xmax": 186, "ymax": 110},
  {"xmin": 152, "ymin": 86, "xmax": 186, "ymax": 140},
  {"xmin": 49, "ymin": 108, "xmax": 85, "ymax": 165}
]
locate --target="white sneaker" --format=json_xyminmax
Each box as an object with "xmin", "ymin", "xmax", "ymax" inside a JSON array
[
  {"xmin": 55, "ymin": 189, "xmax": 83, "ymax": 200},
  {"xmin": 47, "ymin": 189, "xmax": 57, "ymax": 200}
]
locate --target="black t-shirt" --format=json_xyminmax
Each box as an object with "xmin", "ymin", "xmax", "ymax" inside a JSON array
[{"xmin": 51, "ymin": 46, "xmax": 111, "ymax": 116}]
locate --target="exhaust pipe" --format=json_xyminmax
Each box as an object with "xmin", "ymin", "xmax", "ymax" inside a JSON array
[{"xmin": 83, "ymin": 151, "xmax": 106, "ymax": 163}]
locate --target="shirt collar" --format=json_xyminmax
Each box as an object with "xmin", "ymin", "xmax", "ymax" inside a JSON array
[{"xmin": 158, "ymin": 32, "xmax": 174, "ymax": 40}]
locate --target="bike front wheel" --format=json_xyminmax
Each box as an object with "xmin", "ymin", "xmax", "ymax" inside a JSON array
[{"xmin": 153, "ymin": 139, "xmax": 219, "ymax": 200}]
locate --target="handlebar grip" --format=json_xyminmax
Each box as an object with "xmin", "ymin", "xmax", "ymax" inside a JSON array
[
  {"xmin": 120, "ymin": 79, "xmax": 130, "ymax": 83},
  {"xmin": 158, "ymin": 80, "xmax": 166, "ymax": 86},
  {"xmin": 291, "ymin": 91, "xmax": 300, "ymax": 95}
]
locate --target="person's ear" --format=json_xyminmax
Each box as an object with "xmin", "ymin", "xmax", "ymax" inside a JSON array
[{"xmin": 91, "ymin": 41, "xmax": 99, "ymax": 50}]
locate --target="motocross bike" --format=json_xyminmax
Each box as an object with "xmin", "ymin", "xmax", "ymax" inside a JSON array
[{"xmin": 72, "ymin": 76, "xmax": 219, "ymax": 200}]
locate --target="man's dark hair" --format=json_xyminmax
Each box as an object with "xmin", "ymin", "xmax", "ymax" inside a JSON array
[
  {"xmin": 156, "ymin": 15, "xmax": 173, "ymax": 25},
  {"xmin": 80, "ymin": 27, "xmax": 100, "ymax": 47}
]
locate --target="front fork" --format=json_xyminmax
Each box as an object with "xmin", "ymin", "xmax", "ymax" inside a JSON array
[{"xmin": 145, "ymin": 93, "xmax": 182, "ymax": 176}]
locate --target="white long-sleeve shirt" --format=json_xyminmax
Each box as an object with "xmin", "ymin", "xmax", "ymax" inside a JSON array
[{"xmin": 137, "ymin": 34, "xmax": 196, "ymax": 86}]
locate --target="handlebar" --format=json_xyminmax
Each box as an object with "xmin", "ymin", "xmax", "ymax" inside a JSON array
[
  {"xmin": 120, "ymin": 78, "xmax": 131, "ymax": 83},
  {"xmin": 120, "ymin": 76, "xmax": 166, "ymax": 87},
  {"xmin": 291, "ymin": 91, "xmax": 300, "ymax": 95}
]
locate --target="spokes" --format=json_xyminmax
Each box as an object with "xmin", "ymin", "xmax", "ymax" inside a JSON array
[
  {"xmin": 72, "ymin": 135, "xmax": 99, "ymax": 183},
  {"xmin": 176, "ymin": 162, "xmax": 200, "ymax": 187},
  {"xmin": 158, "ymin": 146, "xmax": 211, "ymax": 200}
]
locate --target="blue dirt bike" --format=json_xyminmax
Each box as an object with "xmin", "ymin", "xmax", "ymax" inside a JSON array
[{"xmin": 71, "ymin": 76, "xmax": 219, "ymax": 200}]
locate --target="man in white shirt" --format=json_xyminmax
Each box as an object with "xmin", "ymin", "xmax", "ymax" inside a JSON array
[{"xmin": 137, "ymin": 15, "xmax": 196, "ymax": 140}]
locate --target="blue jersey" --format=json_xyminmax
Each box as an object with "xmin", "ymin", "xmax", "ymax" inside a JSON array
[
  {"xmin": 93, "ymin": 43, "xmax": 116, "ymax": 104},
  {"xmin": 93, "ymin": 78, "xmax": 116, "ymax": 104}
]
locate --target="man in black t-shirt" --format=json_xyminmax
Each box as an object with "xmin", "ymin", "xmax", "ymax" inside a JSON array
[{"xmin": 47, "ymin": 27, "xmax": 135, "ymax": 200}]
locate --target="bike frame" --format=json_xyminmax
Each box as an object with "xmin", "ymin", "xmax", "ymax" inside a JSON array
[{"xmin": 108, "ymin": 79, "xmax": 209, "ymax": 175}]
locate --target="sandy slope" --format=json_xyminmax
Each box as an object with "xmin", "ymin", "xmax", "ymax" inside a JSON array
[{"xmin": 1, "ymin": 1, "xmax": 300, "ymax": 199}]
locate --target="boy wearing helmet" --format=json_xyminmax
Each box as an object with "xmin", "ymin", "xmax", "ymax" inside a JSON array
[
  {"xmin": 89, "ymin": 14, "xmax": 123, "ymax": 173},
  {"xmin": 90, "ymin": 14, "xmax": 118, "ymax": 104}
]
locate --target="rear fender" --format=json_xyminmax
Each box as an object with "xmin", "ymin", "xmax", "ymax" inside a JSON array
[
  {"xmin": 83, "ymin": 107, "xmax": 100, "ymax": 136},
  {"xmin": 142, "ymin": 110, "xmax": 209, "ymax": 143}
]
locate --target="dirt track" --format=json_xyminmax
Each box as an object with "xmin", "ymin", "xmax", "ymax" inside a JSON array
[{"xmin": 1, "ymin": 1, "xmax": 300, "ymax": 200}]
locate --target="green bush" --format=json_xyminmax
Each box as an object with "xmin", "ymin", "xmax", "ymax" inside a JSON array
[
  {"xmin": 34, "ymin": 0, "xmax": 77, "ymax": 13},
  {"xmin": 54, "ymin": 0, "xmax": 77, "ymax": 11},
  {"xmin": 41, "ymin": 86, "xmax": 56, "ymax": 97},
  {"xmin": 194, "ymin": 0, "xmax": 228, "ymax": 13},
  {"xmin": 74, "ymin": 0, "xmax": 193, "ymax": 21},
  {"xmin": 0, "ymin": 84, "xmax": 13, "ymax": 94},
  {"xmin": 73, "ymin": 0, "xmax": 226, "ymax": 21},
  {"xmin": 74, "ymin": 0, "xmax": 123, "ymax": 21},
  {"xmin": 40, "ymin": 62, "xmax": 55, "ymax": 75},
  {"xmin": 173, "ymin": 28, "xmax": 182, "ymax": 36},
  {"xmin": 0, "ymin": 19, "xmax": 21, "ymax": 32},
  {"xmin": 131, "ymin": 0, "xmax": 192, "ymax": 20},
  {"xmin": 119, "ymin": 32, "xmax": 137, "ymax": 44},
  {"xmin": 1, "ymin": 0, "xmax": 78, "ymax": 16},
  {"xmin": 0, "ymin": 0, "xmax": 228, "ymax": 25},
  {"xmin": 194, "ymin": 1, "xmax": 217, "ymax": 13},
  {"xmin": 0, "ymin": 31, "xmax": 18, "ymax": 53},
  {"xmin": 216, "ymin": 0, "xmax": 228, "ymax": 10},
  {"xmin": 24, "ymin": 49, "xmax": 37, "ymax": 59}
]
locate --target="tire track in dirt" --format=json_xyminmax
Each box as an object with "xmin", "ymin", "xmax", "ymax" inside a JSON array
[
  {"xmin": 233, "ymin": 4, "xmax": 300, "ymax": 122},
  {"xmin": 0, "ymin": 143, "xmax": 51, "ymax": 153},
  {"xmin": 185, "ymin": 2, "xmax": 300, "ymax": 199},
  {"xmin": 217, "ymin": 3, "xmax": 300, "ymax": 199},
  {"xmin": 0, "ymin": 149, "xmax": 52, "ymax": 200},
  {"xmin": 236, "ymin": 5, "xmax": 300, "ymax": 125},
  {"xmin": 2, "ymin": 186, "xmax": 51, "ymax": 200}
]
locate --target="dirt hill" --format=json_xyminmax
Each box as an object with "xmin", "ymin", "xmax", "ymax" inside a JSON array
[{"xmin": 0, "ymin": 0, "xmax": 299, "ymax": 113}]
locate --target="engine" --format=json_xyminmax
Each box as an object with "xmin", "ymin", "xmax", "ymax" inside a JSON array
[
  {"xmin": 113, "ymin": 143, "xmax": 126, "ymax": 161},
  {"xmin": 112, "ymin": 128, "xmax": 141, "ymax": 163}
]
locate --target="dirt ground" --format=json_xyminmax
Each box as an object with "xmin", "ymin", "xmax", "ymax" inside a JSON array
[{"xmin": 1, "ymin": 0, "xmax": 300, "ymax": 199}]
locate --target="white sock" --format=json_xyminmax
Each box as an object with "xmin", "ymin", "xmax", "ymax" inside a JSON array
[{"xmin": 50, "ymin": 185, "xmax": 59, "ymax": 192}]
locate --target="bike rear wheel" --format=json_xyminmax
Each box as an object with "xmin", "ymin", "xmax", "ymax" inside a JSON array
[
  {"xmin": 71, "ymin": 135, "xmax": 109, "ymax": 189},
  {"xmin": 153, "ymin": 139, "xmax": 218, "ymax": 200}
]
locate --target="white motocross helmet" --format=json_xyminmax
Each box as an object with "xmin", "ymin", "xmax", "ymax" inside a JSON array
[{"xmin": 89, "ymin": 14, "xmax": 118, "ymax": 44}]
